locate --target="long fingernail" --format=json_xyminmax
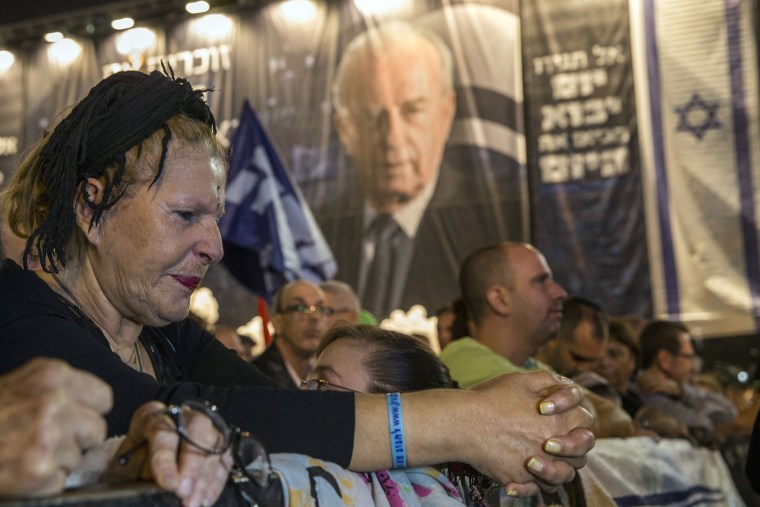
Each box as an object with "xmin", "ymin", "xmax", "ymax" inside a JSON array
[
  {"xmin": 178, "ymin": 477, "xmax": 193, "ymax": 497},
  {"xmin": 539, "ymin": 400, "xmax": 556, "ymax": 414},
  {"xmin": 506, "ymin": 488, "xmax": 519, "ymax": 497},
  {"xmin": 558, "ymin": 375, "xmax": 574, "ymax": 384},
  {"xmin": 527, "ymin": 457, "xmax": 544, "ymax": 473},
  {"xmin": 544, "ymin": 439, "xmax": 561, "ymax": 453}
]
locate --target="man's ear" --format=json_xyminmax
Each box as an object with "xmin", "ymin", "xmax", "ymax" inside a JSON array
[
  {"xmin": 656, "ymin": 349, "xmax": 672, "ymax": 371},
  {"xmin": 271, "ymin": 313, "xmax": 283, "ymax": 334},
  {"xmin": 441, "ymin": 89, "xmax": 457, "ymax": 131},
  {"xmin": 74, "ymin": 177, "xmax": 106, "ymax": 245},
  {"xmin": 334, "ymin": 112, "xmax": 358, "ymax": 157},
  {"xmin": 486, "ymin": 284, "xmax": 510, "ymax": 317}
]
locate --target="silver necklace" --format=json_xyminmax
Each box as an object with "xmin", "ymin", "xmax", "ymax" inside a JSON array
[{"xmin": 50, "ymin": 273, "xmax": 143, "ymax": 373}]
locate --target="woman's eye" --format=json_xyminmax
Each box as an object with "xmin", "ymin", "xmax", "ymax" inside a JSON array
[{"xmin": 177, "ymin": 211, "xmax": 196, "ymax": 221}]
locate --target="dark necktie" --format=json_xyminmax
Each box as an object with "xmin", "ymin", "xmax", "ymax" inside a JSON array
[{"xmin": 363, "ymin": 214, "xmax": 403, "ymax": 318}]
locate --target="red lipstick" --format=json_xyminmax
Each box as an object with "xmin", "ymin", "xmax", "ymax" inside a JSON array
[{"xmin": 172, "ymin": 275, "xmax": 201, "ymax": 291}]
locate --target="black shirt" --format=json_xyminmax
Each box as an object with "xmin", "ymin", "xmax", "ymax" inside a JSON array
[{"xmin": 0, "ymin": 259, "xmax": 354, "ymax": 466}]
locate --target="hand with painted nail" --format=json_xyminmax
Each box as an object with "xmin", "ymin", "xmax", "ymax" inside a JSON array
[
  {"xmin": 466, "ymin": 370, "xmax": 594, "ymax": 497},
  {"xmin": 103, "ymin": 401, "xmax": 232, "ymax": 507}
]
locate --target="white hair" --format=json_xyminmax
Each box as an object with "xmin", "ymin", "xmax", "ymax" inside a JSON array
[
  {"xmin": 332, "ymin": 21, "xmax": 455, "ymax": 114},
  {"xmin": 320, "ymin": 279, "xmax": 361, "ymax": 313}
]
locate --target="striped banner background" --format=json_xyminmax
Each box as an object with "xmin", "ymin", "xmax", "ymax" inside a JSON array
[{"xmin": 633, "ymin": 0, "xmax": 760, "ymax": 336}]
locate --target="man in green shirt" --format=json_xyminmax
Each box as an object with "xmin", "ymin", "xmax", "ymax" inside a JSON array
[
  {"xmin": 441, "ymin": 242, "xmax": 566, "ymax": 388},
  {"xmin": 441, "ymin": 242, "xmax": 635, "ymax": 438}
]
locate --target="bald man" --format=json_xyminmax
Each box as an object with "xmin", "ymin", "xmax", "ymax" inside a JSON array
[{"xmin": 442, "ymin": 242, "xmax": 634, "ymax": 438}]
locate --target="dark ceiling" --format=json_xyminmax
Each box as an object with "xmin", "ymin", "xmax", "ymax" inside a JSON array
[
  {"xmin": 2, "ymin": 1, "xmax": 115, "ymax": 25},
  {"xmin": 0, "ymin": 0, "xmax": 242, "ymax": 46}
]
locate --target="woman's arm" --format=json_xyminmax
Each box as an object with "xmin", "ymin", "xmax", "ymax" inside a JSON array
[{"xmin": 351, "ymin": 370, "xmax": 594, "ymax": 494}]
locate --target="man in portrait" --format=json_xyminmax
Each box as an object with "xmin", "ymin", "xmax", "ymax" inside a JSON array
[{"xmin": 317, "ymin": 21, "xmax": 512, "ymax": 319}]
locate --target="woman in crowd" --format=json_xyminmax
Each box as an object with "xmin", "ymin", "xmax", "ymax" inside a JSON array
[
  {"xmin": 305, "ymin": 325, "xmax": 498, "ymax": 505},
  {"xmin": 305, "ymin": 325, "xmax": 582, "ymax": 506},
  {"xmin": 0, "ymin": 68, "xmax": 593, "ymax": 497},
  {"xmin": 595, "ymin": 320, "xmax": 688, "ymax": 439},
  {"xmin": 594, "ymin": 320, "xmax": 644, "ymax": 417},
  {"xmin": 308, "ymin": 324, "xmax": 456, "ymax": 394}
]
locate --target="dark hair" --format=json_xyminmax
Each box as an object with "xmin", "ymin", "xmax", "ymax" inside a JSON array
[
  {"xmin": 434, "ymin": 305, "xmax": 452, "ymax": 319},
  {"xmin": 449, "ymin": 298, "xmax": 471, "ymax": 341},
  {"xmin": 639, "ymin": 320, "xmax": 689, "ymax": 369},
  {"xmin": 558, "ymin": 296, "xmax": 608, "ymax": 343},
  {"xmin": 608, "ymin": 319, "xmax": 640, "ymax": 367},
  {"xmin": 317, "ymin": 324, "xmax": 455, "ymax": 393},
  {"xmin": 2, "ymin": 67, "xmax": 218, "ymax": 273}
]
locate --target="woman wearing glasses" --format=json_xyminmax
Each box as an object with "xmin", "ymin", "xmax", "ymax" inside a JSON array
[
  {"xmin": 302, "ymin": 325, "xmax": 490, "ymax": 505},
  {"xmin": 0, "ymin": 69, "xmax": 592, "ymax": 500}
]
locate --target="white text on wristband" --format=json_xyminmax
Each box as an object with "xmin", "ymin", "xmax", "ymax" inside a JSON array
[{"xmin": 387, "ymin": 392, "xmax": 407, "ymax": 468}]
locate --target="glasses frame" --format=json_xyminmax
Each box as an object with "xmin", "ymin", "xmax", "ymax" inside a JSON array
[
  {"xmin": 301, "ymin": 378, "xmax": 362, "ymax": 393},
  {"xmin": 282, "ymin": 304, "xmax": 334, "ymax": 317},
  {"xmin": 117, "ymin": 400, "xmax": 273, "ymax": 489}
]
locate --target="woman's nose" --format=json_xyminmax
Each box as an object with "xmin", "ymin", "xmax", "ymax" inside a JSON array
[{"xmin": 196, "ymin": 221, "xmax": 224, "ymax": 265}]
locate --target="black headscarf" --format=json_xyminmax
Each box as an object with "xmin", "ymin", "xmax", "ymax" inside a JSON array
[{"xmin": 27, "ymin": 65, "xmax": 216, "ymax": 272}]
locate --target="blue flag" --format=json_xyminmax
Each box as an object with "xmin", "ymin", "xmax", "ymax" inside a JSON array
[{"xmin": 220, "ymin": 100, "xmax": 337, "ymax": 301}]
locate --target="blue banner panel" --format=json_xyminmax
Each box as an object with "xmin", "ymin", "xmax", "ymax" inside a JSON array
[{"xmin": 522, "ymin": 0, "xmax": 651, "ymax": 317}]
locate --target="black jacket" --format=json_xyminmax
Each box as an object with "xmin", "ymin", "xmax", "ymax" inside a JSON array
[{"xmin": 0, "ymin": 260, "xmax": 354, "ymax": 465}]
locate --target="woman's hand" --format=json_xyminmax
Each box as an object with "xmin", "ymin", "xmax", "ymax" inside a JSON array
[
  {"xmin": 0, "ymin": 358, "xmax": 112, "ymax": 497},
  {"xmin": 104, "ymin": 401, "xmax": 233, "ymax": 507},
  {"xmin": 465, "ymin": 371, "xmax": 595, "ymax": 497}
]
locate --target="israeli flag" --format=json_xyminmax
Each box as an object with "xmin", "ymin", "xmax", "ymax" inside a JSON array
[
  {"xmin": 634, "ymin": 0, "xmax": 760, "ymax": 336},
  {"xmin": 220, "ymin": 100, "xmax": 337, "ymax": 301}
]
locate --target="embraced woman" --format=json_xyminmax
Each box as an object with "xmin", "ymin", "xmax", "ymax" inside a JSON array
[
  {"xmin": 304, "ymin": 325, "xmax": 497, "ymax": 506},
  {"xmin": 0, "ymin": 68, "xmax": 593, "ymax": 498}
]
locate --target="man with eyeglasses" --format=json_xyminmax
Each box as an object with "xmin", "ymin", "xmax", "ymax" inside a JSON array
[
  {"xmin": 253, "ymin": 280, "xmax": 331, "ymax": 388},
  {"xmin": 637, "ymin": 320, "xmax": 737, "ymax": 433}
]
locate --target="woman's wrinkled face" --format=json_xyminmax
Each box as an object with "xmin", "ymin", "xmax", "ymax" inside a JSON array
[{"xmin": 92, "ymin": 142, "xmax": 225, "ymax": 327}]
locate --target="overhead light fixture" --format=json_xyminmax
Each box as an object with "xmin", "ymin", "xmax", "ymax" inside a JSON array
[
  {"xmin": 111, "ymin": 17, "xmax": 135, "ymax": 30},
  {"xmin": 186, "ymin": 1, "xmax": 210, "ymax": 14},
  {"xmin": 279, "ymin": 0, "xmax": 318, "ymax": 23},
  {"xmin": 44, "ymin": 31, "xmax": 64, "ymax": 43},
  {"xmin": 116, "ymin": 27, "xmax": 156, "ymax": 55},
  {"xmin": 116, "ymin": 27, "xmax": 157, "ymax": 69},
  {"xmin": 191, "ymin": 14, "xmax": 232, "ymax": 39},
  {"xmin": 353, "ymin": 0, "xmax": 409, "ymax": 15},
  {"xmin": 48, "ymin": 38, "xmax": 82, "ymax": 64},
  {"xmin": 0, "ymin": 50, "xmax": 15, "ymax": 72}
]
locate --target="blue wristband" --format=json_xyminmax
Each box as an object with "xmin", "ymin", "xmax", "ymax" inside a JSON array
[{"xmin": 387, "ymin": 392, "xmax": 407, "ymax": 468}]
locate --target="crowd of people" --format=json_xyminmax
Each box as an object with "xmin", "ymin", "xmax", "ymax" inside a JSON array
[
  {"xmin": 0, "ymin": 25, "xmax": 757, "ymax": 507},
  {"xmin": 197, "ymin": 241, "xmax": 758, "ymax": 504},
  {"xmin": 0, "ymin": 68, "xmax": 593, "ymax": 506}
]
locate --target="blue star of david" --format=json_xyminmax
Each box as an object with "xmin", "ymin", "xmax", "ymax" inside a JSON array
[{"xmin": 674, "ymin": 93, "xmax": 721, "ymax": 140}]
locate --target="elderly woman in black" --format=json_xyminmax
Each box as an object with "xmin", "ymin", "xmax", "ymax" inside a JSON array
[{"xmin": 0, "ymin": 68, "xmax": 593, "ymax": 498}]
